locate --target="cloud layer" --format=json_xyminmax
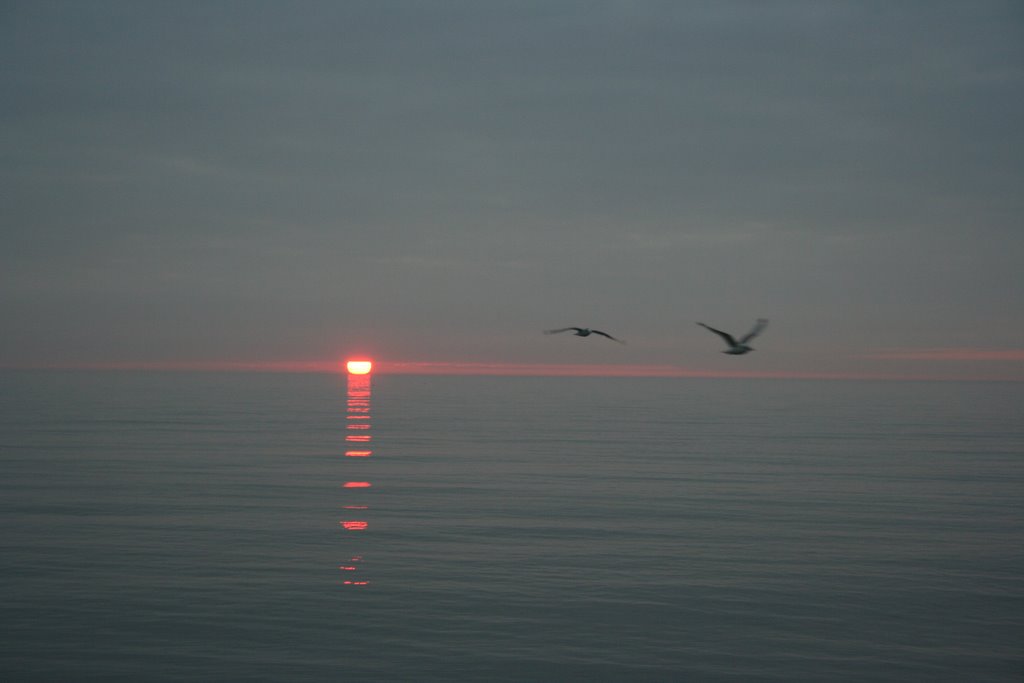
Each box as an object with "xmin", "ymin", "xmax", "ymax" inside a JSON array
[{"xmin": 2, "ymin": 1, "xmax": 1022, "ymax": 378}]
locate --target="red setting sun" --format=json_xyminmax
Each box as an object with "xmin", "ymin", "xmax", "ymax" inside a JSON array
[{"xmin": 346, "ymin": 360, "xmax": 373, "ymax": 375}]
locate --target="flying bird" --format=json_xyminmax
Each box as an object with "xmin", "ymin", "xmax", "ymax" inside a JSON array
[
  {"xmin": 697, "ymin": 319, "xmax": 768, "ymax": 355},
  {"xmin": 544, "ymin": 327, "xmax": 625, "ymax": 344}
]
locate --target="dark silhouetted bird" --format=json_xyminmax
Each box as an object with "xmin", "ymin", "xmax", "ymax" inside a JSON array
[
  {"xmin": 697, "ymin": 319, "xmax": 768, "ymax": 355},
  {"xmin": 544, "ymin": 327, "xmax": 625, "ymax": 344}
]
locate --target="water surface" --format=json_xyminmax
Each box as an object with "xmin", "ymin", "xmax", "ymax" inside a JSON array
[{"xmin": 1, "ymin": 371, "xmax": 1021, "ymax": 681}]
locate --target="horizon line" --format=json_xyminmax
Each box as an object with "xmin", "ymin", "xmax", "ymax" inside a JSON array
[{"xmin": 1, "ymin": 359, "xmax": 1021, "ymax": 382}]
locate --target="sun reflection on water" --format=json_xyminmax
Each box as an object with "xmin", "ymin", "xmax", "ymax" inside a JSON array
[{"xmin": 341, "ymin": 368, "xmax": 374, "ymax": 586}]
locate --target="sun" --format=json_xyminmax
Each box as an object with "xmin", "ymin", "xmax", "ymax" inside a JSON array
[{"xmin": 346, "ymin": 360, "xmax": 373, "ymax": 375}]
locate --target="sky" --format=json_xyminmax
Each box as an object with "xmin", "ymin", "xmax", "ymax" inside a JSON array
[{"xmin": 2, "ymin": 1, "xmax": 1023, "ymax": 379}]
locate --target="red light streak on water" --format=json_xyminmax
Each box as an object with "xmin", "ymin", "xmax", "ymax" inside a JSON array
[
  {"xmin": 341, "ymin": 521, "xmax": 368, "ymax": 530},
  {"xmin": 344, "ymin": 368, "xmax": 374, "ymax": 583}
]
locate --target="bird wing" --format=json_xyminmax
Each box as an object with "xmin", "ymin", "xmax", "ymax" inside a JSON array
[
  {"xmin": 592, "ymin": 330, "xmax": 625, "ymax": 343},
  {"xmin": 738, "ymin": 319, "xmax": 768, "ymax": 344},
  {"xmin": 697, "ymin": 323, "xmax": 737, "ymax": 347},
  {"xmin": 544, "ymin": 327, "xmax": 580, "ymax": 335}
]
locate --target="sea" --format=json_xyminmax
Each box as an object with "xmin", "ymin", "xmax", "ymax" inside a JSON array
[{"xmin": 1, "ymin": 370, "xmax": 1021, "ymax": 682}]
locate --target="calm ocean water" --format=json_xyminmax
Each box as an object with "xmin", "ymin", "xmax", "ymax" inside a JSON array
[{"xmin": 1, "ymin": 370, "xmax": 1021, "ymax": 682}]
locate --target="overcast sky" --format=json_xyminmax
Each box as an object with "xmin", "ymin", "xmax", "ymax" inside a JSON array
[{"xmin": 2, "ymin": 1, "xmax": 1022, "ymax": 379}]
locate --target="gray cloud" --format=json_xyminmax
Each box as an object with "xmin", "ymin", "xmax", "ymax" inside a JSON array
[{"xmin": 2, "ymin": 1, "xmax": 1022, "ymax": 375}]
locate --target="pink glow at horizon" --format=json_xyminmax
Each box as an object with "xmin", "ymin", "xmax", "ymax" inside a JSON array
[
  {"xmin": 7, "ymin": 353, "xmax": 1023, "ymax": 381},
  {"xmin": 367, "ymin": 360, "xmax": 1024, "ymax": 381}
]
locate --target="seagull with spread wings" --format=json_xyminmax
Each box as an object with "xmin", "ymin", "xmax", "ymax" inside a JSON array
[
  {"xmin": 697, "ymin": 319, "xmax": 768, "ymax": 355},
  {"xmin": 544, "ymin": 327, "xmax": 625, "ymax": 344}
]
